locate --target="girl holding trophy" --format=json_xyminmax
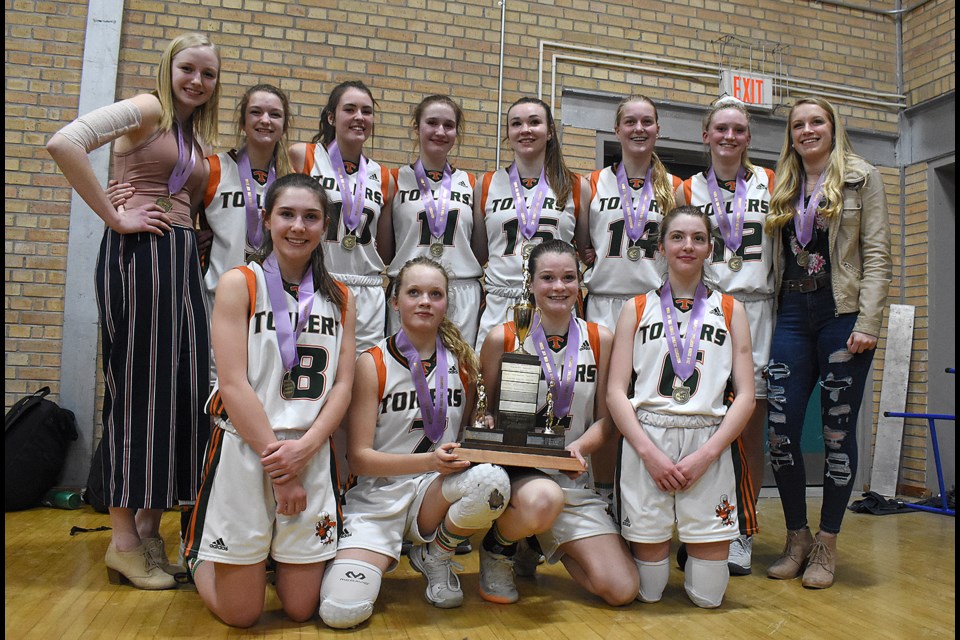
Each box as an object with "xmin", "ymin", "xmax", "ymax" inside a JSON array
[{"xmin": 476, "ymin": 240, "xmax": 638, "ymax": 607}]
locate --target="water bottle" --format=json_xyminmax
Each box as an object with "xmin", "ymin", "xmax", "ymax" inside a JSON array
[{"xmin": 42, "ymin": 489, "xmax": 82, "ymax": 510}]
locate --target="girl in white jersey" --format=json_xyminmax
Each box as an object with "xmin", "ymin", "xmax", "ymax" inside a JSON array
[
  {"xmin": 675, "ymin": 97, "xmax": 774, "ymax": 572},
  {"xmin": 319, "ymin": 258, "xmax": 510, "ymax": 629},
  {"xmin": 380, "ymin": 95, "xmax": 483, "ymax": 346},
  {"xmin": 474, "ymin": 97, "xmax": 588, "ymax": 349},
  {"xmin": 185, "ymin": 174, "xmax": 356, "ymax": 627},
  {"xmin": 475, "ymin": 240, "xmax": 638, "ymax": 607},
  {"xmin": 575, "ymin": 95, "xmax": 683, "ymax": 510},
  {"xmin": 289, "ymin": 80, "xmax": 392, "ymax": 352},
  {"xmin": 608, "ymin": 206, "xmax": 754, "ymax": 608}
]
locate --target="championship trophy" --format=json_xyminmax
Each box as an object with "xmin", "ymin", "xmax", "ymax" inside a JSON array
[{"xmin": 458, "ymin": 269, "xmax": 584, "ymax": 472}]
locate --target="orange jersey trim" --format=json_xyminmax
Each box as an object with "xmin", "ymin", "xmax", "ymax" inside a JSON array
[{"xmin": 204, "ymin": 154, "xmax": 221, "ymax": 208}]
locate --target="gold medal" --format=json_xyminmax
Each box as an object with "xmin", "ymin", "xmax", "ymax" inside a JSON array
[
  {"xmin": 430, "ymin": 241, "xmax": 444, "ymax": 258},
  {"xmin": 796, "ymin": 249, "xmax": 810, "ymax": 267},
  {"xmin": 341, "ymin": 233, "xmax": 357, "ymax": 251},
  {"xmin": 155, "ymin": 196, "xmax": 173, "ymax": 213},
  {"xmin": 521, "ymin": 243, "xmax": 534, "ymax": 259},
  {"xmin": 672, "ymin": 386, "xmax": 691, "ymax": 404},
  {"xmin": 728, "ymin": 255, "xmax": 743, "ymax": 272},
  {"xmin": 626, "ymin": 245, "xmax": 642, "ymax": 262},
  {"xmin": 281, "ymin": 371, "xmax": 296, "ymax": 397}
]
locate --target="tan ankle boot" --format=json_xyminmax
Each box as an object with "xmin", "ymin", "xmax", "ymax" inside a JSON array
[
  {"xmin": 143, "ymin": 537, "xmax": 185, "ymax": 576},
  {"xmin": 105, "ymin": 542, "xmax": 177, "ymax": 590},
  {"xmin": 802, "ymin": 532, "xmax": 837, "ymax": 589},
  {"xmin": 767, "ymin": 527, "xmax": 814, "ymax": 579}
]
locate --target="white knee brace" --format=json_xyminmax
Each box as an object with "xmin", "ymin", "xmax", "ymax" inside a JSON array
[
  {"xmin": 319, "ymin": 559, "xmax": 383, "ymax": 629},
  {"xmin": 441, "ymin": 463, "xmax": 510, "ymax": 530},
  {"xmin": 634, "ymin": 558, "xmax": 670, "ymax": 603},
  {"xmin": 684, "ymin": 557, "xmax": 729, "ymax": 609}
]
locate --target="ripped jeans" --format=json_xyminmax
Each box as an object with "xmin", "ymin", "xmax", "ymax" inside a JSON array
[{"xmin": 766, "ymin": 286, "xmax": 874, "ymax": 534}]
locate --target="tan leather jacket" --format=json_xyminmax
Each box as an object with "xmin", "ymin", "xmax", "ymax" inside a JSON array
[{"xmin": 773, "ymin": 156, "xmax": 892, "ymax": 337}]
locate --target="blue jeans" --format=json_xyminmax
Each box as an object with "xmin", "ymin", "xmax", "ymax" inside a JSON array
[{"xmin": 766, "ymin": 286, "xmax": 874, "ymax": 534}]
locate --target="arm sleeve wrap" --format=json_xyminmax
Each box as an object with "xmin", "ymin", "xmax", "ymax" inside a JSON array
[{"xmin": 57, "ymin": 99, "xmax": 143, "ymax": 153}]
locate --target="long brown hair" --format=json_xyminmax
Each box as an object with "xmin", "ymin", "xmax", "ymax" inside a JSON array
[
  {"xmin": 312, "ymin": 80, "xmax": 376, "ymax": 147},
  {"xmin": 505, "ymin": 97, "xmax": 575, "ymax": 208},
  {"xmin": 236, "ymin": 83, "xmax": 293, "ymax": 178},
  {"xmin": 258, "ymin": 173, "xmax": 345, "ymax": 309},
  {"xmin": 392, "ymin": 257, "xmax": 479, "ymax": 381}
]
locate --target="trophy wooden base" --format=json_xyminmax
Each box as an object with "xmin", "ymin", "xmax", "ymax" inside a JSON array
[{"xmin": 456, "ymin": 441, "xmax": 586, "ymax": 472}]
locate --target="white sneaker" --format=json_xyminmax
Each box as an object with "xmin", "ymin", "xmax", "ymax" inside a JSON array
[
  {"xmin": 727, "ymin": 534, "xmax": 752, "ymax": 575},
  {"xmin": 513, "ymin": 538, "xmax": 542, "ymax": 577},
  {"xmin": 408, "ymin": 544, "xmax": 463, "ymax": 609},
  {"xmin": 478, "ymin": 545, "xmax": 519, "ymax": 604}
]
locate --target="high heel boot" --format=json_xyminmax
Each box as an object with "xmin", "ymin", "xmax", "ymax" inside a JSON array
[
  {"xmin": 105, "ymin": 542, "xmax": 177, "ymax": 590},
  {"xmin": 767, "ymin": 527, "xmax": 814, "ymax": 580}
]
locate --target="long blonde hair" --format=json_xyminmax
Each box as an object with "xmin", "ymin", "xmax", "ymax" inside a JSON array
[
  {"xmin": 767, "ymin": 97, "xmax": 859, "ymax": 230},
  {"xmin": 156, "ymin": 32, "xmax": 221, "ymax": 145},
  {"xmin": 392, "ymin": 257, "xmax": 479, "ymax": 381},
  {"xmin": 614, "ymin": 95, "xmax": 675, "ymax": 216}
]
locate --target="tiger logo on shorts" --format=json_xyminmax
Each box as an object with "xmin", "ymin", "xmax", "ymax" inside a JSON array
[
  {"xmin": 715, "ymin": 495, "xmax": 736, "ymax": 527},
  {"xmin": 315, "ymin": 512, "xmax": 336, "ymax": 545}
]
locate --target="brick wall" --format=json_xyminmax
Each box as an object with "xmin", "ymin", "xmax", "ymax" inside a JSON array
[{"xmin": 5, "ymin": 0, "xmax": 952, "ymax": 493}]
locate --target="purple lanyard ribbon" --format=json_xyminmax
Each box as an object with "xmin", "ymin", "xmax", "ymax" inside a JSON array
[
  {"xmin": 262, "ymin": 255, "xmax": 316, "ymax": 372},
  {"xmin": 616, "ymin": 163, "xmax": 654, "ymax": 243},
  {"xmin": 328, "ymin": 140, "xmax": 368, "ymax": 234},
  {"xmin": 395, "ymin": 330, "xmax": 449, "ymax": 443},
  {"xmin": 530, "ymin": 313, "xmax": 580, "ymax": 418},
  {"xmin": 168, "ymin": 120, "xmax": 197, "ymax": 197},
  {"xmin": 237, "ymin": 148, "xmax": 275, "ymax": 249},
  {"xmin": 413, "ymin": 160, "xmax": 453, "ymax": 239},
  {"xmin": 508, "ymin": 164, "xmax": 550, "ymax": 241},
  {"xmin": 794, "ymin": 172, "xmax": 827, "ymax": 248},
  {"xmin": 705, "ymin": 167, "xmax": 747, "ymax": 253},
  {"xmin": 659, "ymin": 280, "xmax": 708, "ymax": 382}
]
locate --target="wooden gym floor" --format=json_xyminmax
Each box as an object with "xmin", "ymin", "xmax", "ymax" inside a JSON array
[{"xmin": 4, "ymin": 497, "xmax": 954, "ymax": 639}]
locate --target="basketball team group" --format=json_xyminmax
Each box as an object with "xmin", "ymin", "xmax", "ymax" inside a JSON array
[{"xmin": 46, "ymin": 32, "xmax": 891, "ymax": 627}]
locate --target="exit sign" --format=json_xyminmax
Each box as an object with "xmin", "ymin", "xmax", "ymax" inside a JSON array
[{"xmin": 720, "ymin": 70, "xmax": 774, "ymax": 110}]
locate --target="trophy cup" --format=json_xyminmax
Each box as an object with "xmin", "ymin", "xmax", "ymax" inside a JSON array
[{"xmin": 458, "ymin": 269, "xmax": 584, "ymax": 472}]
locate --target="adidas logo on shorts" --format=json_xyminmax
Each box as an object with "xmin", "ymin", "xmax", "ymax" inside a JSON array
[
  {"xmin": 209, "ymin": 537, "xmax": 229, "ymax": 551},
  {"xmin": 621, "ymin": 517, "xmax": 632, "ymax": 528}
]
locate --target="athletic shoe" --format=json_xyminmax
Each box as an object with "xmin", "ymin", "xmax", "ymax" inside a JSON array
[
  {"xmin": 728, "ymin": 534, "xmax": 753, "ymax": 575},
  {"xmin": 455, "ymin": 539, "xmax": 473, "ymax": 555},
  {"xmin": 513, "ymin": 538, "xmax": 542, "ymax": 577},
  {"xmin": 408, "ymin": 544, "xmax": 463, "ymax": 609},
  {"xmin": 478, "ymin": 545, "xmax": 519, "ymax": 604}
]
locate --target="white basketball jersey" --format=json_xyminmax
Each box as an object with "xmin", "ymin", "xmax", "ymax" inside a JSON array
[
  {"xmin": 583, "ymin": 166, "xmax": 682, "ymax": 296},
  {"xmin": 387, "ymin": 165, "xmax": 482, "ymax": 279},
  {"xmin": 207, "ymin": 262, "xmax": 348, "ymax": 433},
  {"xmin": 366, "ymin": 336, "xmax": 470, "ymax": 461},
  {"xmin": 629, "ymin": 288, "xmax": 734, "ymax": 419},
  {"xmin": 681, "ymin": 167, "xmax": 775, "ymax": 296},
  {"xmin": 201, "ymin": 151, "xmax": 266, "ymax": 300},
  {"xmin": 480, "ymin": 169, "xmax": 578, "ymax": 289},
  {"xmin": 303, "ymin": 142, "xmax": 389, "ymax": 277}
]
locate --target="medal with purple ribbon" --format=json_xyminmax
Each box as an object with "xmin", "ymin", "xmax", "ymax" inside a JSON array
[
  {"xmin": 395, "ymin": 330, "xmax": 449, "ymax": 443},
  {"xmin": 659, "ymin": 280, "xmax": 707, "ymax": 404},
  {"xmin": 262, "ymin": 255, "xmax": 316, "ymax": 397},
  {"xmin": 329, "ymin": 140, "xmax": 368, "ymax": 248},
  {"xmin": 508, "ymin": 164, "xmax": 550, "ymax": 257},
  {"xmin": 794, "ymin": 172, "xmax": 827, "ymax": 267},
  {"xmin": 158, "ymin": 120, "xmax": 197, "ymax": 212},
  {"xmin": 706, "ymin": 167, "xmax": 747, "ymax": 271},
  {"xmin": 530, "ymin": 312, "xmax": 580, "ymax": 422},
  {"xmin": 616, "ymin": 163, "xmax": 654, "ymax": 261},
  {"xmin": 413, "ymin": 160, "xmax": 453, "ymax": 257},
  {"xmin": 237, "ymin": 148, "xmax": 275, "ymax": 250}
]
